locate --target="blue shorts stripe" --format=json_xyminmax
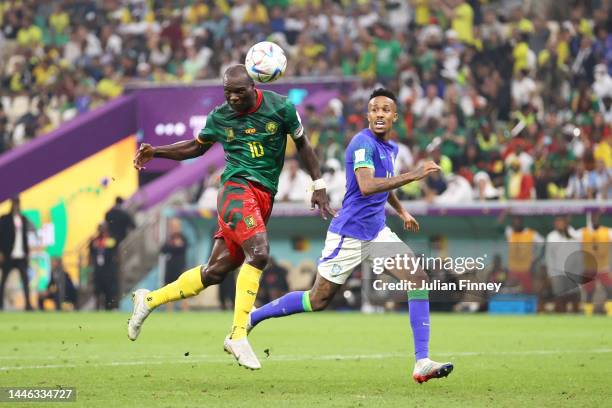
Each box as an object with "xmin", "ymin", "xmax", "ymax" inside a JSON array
[{"xmin": 317, "ymin": 236, "xmax": 345, "ymax": 266}]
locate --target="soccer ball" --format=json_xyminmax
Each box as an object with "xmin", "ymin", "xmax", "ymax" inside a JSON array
[{"xmin": 245, "ymin": 41, "xmax": 287, "ymax": 83}]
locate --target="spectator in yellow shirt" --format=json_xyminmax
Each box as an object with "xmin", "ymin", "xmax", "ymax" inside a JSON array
[
  {"xmin": 594, "ymin": 136, "xmax": 612, "ymax": 168},
  {"xmin": 297, "ymin": 33, "xmax": 326, "ymax": 65},
  {"xmin": 557, "ymin": 28, "xmax": 571, "ymax": 68},
  {"xmin": 32, "ymin": 58, "xmax": 60, "ymax": 87},
  {"xmin": 17, "ymin": 16, "xmax": 43, "ymax": 49},
  {"xmin": 96, "ymin": 65, "xmax": 124, "ymax": 99},
  {"xmin": 507, "ymin": 6, "xmax": 534, "ymax": 36},
  {"xmin": 411, "ymin": 0, "xmax": 430, "ymax": 27},
  {"xmin": 185, "ymin": 3, "xmax": 209, "ymax": 25},
  {"xmin": 441, "ymin": 0, "xmax": 474, "ymax": 44},
  {"xmin": 292, "ymin": 0, "xmax": 322, "ymax": 9},
  {"xmin": 49, "ymin": 4, "xmax": 70, "ymax": 36},
  {"xmin": 243, "ymin": 0, "xmax": 269, "ymax": 25},
  {"xmin": 513, "ymin": 30, "xmax": 533, "ymax": 75}
]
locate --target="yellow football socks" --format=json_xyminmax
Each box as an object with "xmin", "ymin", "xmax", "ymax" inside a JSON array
[
  {"xmin": 145, "ymin": 266, "xmax": 204, "ymax": 309},
  {"xmin": 231, "ymin": 263, "xmax": 263, "ymax": 339},
  {"xmin": 605, "ymin": 301, "xmax": 612, "ymax": 317},
  {"xmin": 583, "ymin": 302, "xmax": 594, "ymax": 316}
]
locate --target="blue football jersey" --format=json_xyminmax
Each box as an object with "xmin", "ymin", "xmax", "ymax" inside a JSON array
[{"xmin": 328, "ymin": 128, "xmax": 398, "ymax": 241}]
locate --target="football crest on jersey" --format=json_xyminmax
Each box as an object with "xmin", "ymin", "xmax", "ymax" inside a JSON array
[
  {"xmin": 225, "ymin": 128, "xmax": 235, "ymax": 142},
  {"xmin": 244, "ymin": 215, "xmax": 257, "ymax": 229},
  {"xmin": 266, "ymin": 121, "xmax": 279, "ymax": 133}
]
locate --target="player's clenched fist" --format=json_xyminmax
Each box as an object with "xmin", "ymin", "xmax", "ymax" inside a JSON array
[
  {"xmin": 134, "ymin": 143, "xmax": 155, "ymax": 170},
  {"xmin": 412, "ymin": 161, "xmax": 441, "ymax": 180}
]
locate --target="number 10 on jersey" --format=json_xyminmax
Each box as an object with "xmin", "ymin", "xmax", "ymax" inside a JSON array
[{"xmin": 248, "ymin": 141, "xmax": 264, "ymax": 158}]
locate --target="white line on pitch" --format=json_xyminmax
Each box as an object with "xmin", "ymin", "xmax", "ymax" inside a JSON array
[{"xmin": 0, "ymin": 348, "xmax": 610, "ymax": 372}]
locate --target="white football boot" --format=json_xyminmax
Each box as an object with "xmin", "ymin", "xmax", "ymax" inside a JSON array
[
  {"xmin": 223, "ymin": 335, "xmax": 261, "ymax": 370},
  {"xmin": 127, "ymin": 289, "xmax": 152, "ymax": 341},
  {"xmin": 412, "ymin": 358, "xmax": 454, "ymax": 384}
]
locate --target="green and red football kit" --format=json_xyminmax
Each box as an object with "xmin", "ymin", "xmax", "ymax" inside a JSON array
[{"xmin": 196, "ymin": 89, "xmax": 305, "ymax": 262}]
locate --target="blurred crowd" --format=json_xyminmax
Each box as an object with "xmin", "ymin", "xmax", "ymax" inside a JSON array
[{"xmin": 1, "ymin": 0, "xmax": 612, "ymax": 201}]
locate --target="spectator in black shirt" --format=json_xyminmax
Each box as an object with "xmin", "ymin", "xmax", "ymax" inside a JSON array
[
  {"xmin": 89, "ymin": 223, "xmax": 118, "ymax": 310},
  {"xmin": 104, "ymin": 196, "xmax": 135, "ymax": 245},
  {"xmin": 38, "ymin": 257, "xmax": 77, "ymax": 311},
  {"xmin": 161, "ymin": 219, "xmax": 188, "ymax": 311},
  {"xmin": 0, "ymin": 197, "xmax": 33, "ymax": 311}
]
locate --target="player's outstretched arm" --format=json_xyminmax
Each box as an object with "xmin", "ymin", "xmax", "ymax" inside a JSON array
[
  {"xmin": 133, "ymin": 140, "xmax": 212, "ymax": 170},
  {"xmin": 294, "ymin": 136, "xmax": 336, "ymax": 220},
  {"xmin": 355, "ymin": 161, "xmax": 441, "ymax": 196}
]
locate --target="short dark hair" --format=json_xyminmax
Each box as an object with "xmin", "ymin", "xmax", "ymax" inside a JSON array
[
  {"xmin": 369, "ymin": 88, "xmax": 397, "ymax": 104},
  {"xmin": 224, "ymin": 64, "xmax": 254, "ymax": 86}
]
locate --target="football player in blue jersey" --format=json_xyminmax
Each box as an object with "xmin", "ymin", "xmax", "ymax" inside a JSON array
[{"xmin": 248, "ymin": 88, "xmax": 453, "ymax": 383}]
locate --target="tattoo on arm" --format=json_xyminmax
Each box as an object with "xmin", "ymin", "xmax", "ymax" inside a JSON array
[{"xmin": 355, "ymin": 167, "xmax": 420, "ymax": 196}]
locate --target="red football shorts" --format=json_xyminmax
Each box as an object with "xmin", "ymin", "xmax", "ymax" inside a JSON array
[{"xmin": 214, "ymin": 177, "xmax": 273, "ymax": 263}]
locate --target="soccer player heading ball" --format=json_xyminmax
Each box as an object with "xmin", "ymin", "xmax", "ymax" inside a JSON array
[
  {"xmin": 129, "ymin": 65, "xmax": 334, "ymax": 369},
  {"xmin": 249, "ymin": 89, "xmax": 454, "ymax": 383}
]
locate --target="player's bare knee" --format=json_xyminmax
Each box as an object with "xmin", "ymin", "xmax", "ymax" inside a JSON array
[
  {"xmin": 247, "ymin": 243, "xmax": 270, "ymax": 270},
  {"xmin": 202, "ymin": 264, "xmax": 224, "ymax": 286}
]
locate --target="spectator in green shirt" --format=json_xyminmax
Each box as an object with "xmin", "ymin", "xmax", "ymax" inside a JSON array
[
  {"xmin": 475, "ymin": 121, "xmax": 500, "ymax": 161},
  {"xmin": 415, "ymin": 118, "xmax": 444, "ymax": 152},
  {"xmin": 549, "ymin": 137, "xmax": 577, "ymax": 187},
  {"xmin": 356, "ymin": 32, "xmax": 376, "ymax": 79},
  {"xmin": 440, "ymin": 114, "xmax": 467, "ymax": 165},
  {"xmin": 372, "ymin": 23, "xmax": 402, "ymax": 82}
]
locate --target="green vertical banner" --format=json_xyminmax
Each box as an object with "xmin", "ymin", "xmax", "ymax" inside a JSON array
[
  {"xmin": 22, "ymin": 209, "xmax": 41, "ymax": 229},
  {"xmin": 22, "ymin": 209, "xmax": 49, "ymax": 290},
  {"xmin": 48, "ymin": 201, "xmax": 68, "ymax": 257}
]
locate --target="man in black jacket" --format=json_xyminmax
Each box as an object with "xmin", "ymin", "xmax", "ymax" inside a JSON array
[
  {"xmin": 90, "ymin": 223, "xmax": 119, "ymax": 310},
  {"xmin": 0, "ymin": 197, "xmax": 33, "ymax": 310},
  {"xmin": 104, "ymin": 197, "xmax": 135, "ymax": 245}
]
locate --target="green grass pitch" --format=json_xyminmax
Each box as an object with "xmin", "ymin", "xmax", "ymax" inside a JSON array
[{"xmin": 0, "ymin": 312, "xmax": 610, "ymax": 407}]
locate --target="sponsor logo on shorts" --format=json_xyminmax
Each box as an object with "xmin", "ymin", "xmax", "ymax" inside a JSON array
[
  {"xmin": 245, "ymin": 127, "xmax": 257, "ymax": 134},
  {"xmin": 266, "ymin": 121, "xmax": 279, "ymax": 133},
  {"xmin": 244, "ymin": 215, "xmax": 257, "ymax": 229}
]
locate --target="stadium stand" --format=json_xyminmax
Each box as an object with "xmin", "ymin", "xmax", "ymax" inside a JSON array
[{"xmin": 1, "ymin": 0, "xmax": 611, "ymax": 202}]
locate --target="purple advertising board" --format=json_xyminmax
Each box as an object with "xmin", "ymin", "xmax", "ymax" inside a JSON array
[
  {"xmin": 0, "ymin": 95, "xmax": 137, "ymax": 202},
  {"xmin": 0, "ymin": 79, "xmax": 355, "ymax": 201},
  {"xmin": 136, "ymin": 79, "xmax": 355, "ymax": 172}
]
